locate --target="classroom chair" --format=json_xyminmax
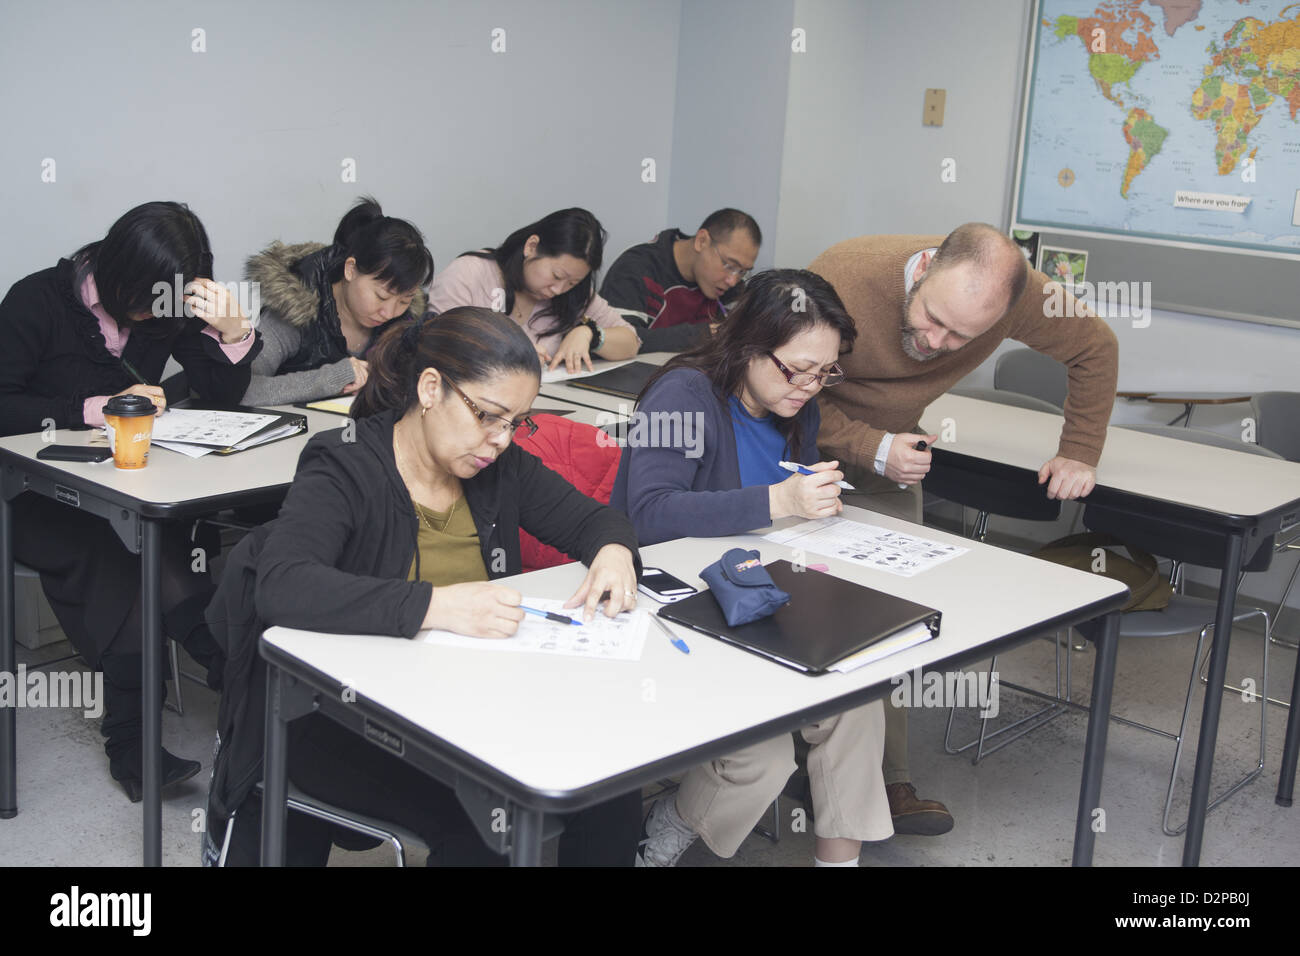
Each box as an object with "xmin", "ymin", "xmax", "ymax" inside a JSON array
[
  {"xmin": 992, "ymin": 348, "xmax": 1068, "ymax": 410},
  {"xmin": 932, "ymin": 389, "xmax": 1071, "ymax": 759},
  {"xmin": 214, "ymin": 782, "xmax": 430, "ymax": 867}
]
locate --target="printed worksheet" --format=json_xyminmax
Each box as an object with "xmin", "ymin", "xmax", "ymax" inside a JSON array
[
  {"xmin": 149, "ymin": 409, "xmax": 278, "ymax": 447},
  {"xmin": 764, "ymin": 517, "xmax": 968, "ymax": 577},
  {"xmin": 421, "ymin": 599, "xmax": 648, "ymax": 661},
  {"xmin": 540, "ymin": 359, "xmax": 633, "ymax": 384}
]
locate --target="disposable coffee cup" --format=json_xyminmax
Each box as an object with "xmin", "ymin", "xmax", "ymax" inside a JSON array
[{"xmin": 103, "ymin": 394, "xmax": 158, "ymax": 469}]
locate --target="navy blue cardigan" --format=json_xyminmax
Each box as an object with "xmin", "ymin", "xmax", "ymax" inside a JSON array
[{"xmin": 610, "ymin": 367, "xmax": 821, "ymax": 546}]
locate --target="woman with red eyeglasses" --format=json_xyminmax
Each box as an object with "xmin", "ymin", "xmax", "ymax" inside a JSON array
[
  {"xmin": 610, "ymin": 269, "xmax": 892, "ymax": 870},
  {"xmin": 611, "ymin": 268, "xmax": 855, "ymax": 547}
]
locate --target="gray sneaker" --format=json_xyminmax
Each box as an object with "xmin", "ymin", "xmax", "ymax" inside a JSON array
[{"xmin": 636, "ymin": 797, "xmax": 698, "ymax": 867}]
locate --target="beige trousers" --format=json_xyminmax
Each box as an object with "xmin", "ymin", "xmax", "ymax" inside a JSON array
[
  {"xmin": 675, "ymin": 699, "xmax": 893, "ymax": 857},
  {"xmin": 837, "ymin": 467, "xmax": 924, "ymax": 786}
]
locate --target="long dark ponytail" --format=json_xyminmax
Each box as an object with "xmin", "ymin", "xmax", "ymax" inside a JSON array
[{"xmin": 328, "ymin": 196, "xmax": 434, "ymax": 292}]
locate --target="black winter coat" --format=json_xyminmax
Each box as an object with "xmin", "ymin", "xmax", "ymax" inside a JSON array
[
  {"xmin": 205, "ymin": 408, "xmax": 642, "ymax": 819},
  {"xmin": 0, "ymin": 258, "xmax": 261, "ymax": 436}
]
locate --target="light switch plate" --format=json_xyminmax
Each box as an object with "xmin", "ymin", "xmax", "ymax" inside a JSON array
[{"xmin": 923, "ymin": 88, "xmax": 946, "ymax": 126}]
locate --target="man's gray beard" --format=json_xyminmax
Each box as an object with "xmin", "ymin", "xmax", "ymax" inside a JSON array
[{"xmin": 900, "ymin": 284, "xmax": 942, "ymax": 362}]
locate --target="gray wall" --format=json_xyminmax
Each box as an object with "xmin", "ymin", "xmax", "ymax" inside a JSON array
[
  {"xmin": 775, "ymin": 0, "xmax": 1032, "ymax": 266},
  {"xmin": 667, "ymin": 0, "xmax": 794, "ymax": 267},
  {"xmin": 0, "ymin": 0, "xmax": 682, "ymax": 289}
]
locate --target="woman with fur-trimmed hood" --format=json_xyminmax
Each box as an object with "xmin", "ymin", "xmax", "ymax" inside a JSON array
[{"xmin": 241, "ymin": 197, "xmax": 432, "ymax": 405}]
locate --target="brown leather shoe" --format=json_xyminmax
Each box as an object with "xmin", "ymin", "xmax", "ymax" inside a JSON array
[{"xmin": 887, "ymin": 782, "xmax": 954, "ymax": 835}]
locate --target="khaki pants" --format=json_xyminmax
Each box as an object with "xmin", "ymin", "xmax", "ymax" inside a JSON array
[
  {"xmin": 836, "ymin": 465, "xmax": 924, "ymax": 786},
  {"xmin": 676, "ymin": 699, "xmax": 892, "ymax": 857}
]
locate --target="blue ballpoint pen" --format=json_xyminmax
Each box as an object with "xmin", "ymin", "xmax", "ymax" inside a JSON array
[
  {"xmin": 521, "ymin": 605, "xmax": 582, "ymax": 626},
  {"xmin": 651, "ymin": 615, "xmax": 690, "ymax": 654},
  {"xmin": 777, "ymin": 460, "xmax": 855, "ymax": 491}
]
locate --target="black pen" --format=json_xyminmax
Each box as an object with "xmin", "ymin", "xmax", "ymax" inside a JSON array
[
  {"xmin": 121, "ymin": 360, "xmax": 166, "ymax": 414},
  {"xmin": 897, "ymin": 439, "xmax": 931, "ymax": 489},
  {"xmin": 521, "ymin": 605, "xmax": 581, "ymax": 626}
]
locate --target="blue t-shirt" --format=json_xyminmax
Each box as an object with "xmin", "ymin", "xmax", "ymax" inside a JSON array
[{"xmin": 729, "ymin": 396, "xmax": 791, "ymax": 488}]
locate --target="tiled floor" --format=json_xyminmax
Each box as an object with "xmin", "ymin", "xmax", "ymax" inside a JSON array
[{"xmin": 3, "ymin": 616, "xmax": 1295, "ymax": 867}]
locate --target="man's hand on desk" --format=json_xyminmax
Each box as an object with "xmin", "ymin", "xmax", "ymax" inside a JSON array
[{"xmin": 1038, "ymin": 456, "xmax": 1096, "ymax": 500}]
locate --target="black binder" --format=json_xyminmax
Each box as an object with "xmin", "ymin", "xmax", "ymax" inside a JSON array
[
  {"xmin": 566, "ymin": 361, "xmax": 661, "ymax": 400},
  {"xmin": 659, "ymin": 560, "xmax": 941, "ymax": 674},
  {"xmin": 166, "ymin": 403, "xmax": 309, "ymax": 456}
]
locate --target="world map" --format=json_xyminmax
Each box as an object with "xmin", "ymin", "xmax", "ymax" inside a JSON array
[{"xmin": 1015, "ymin": 0, "xmax": 1300, "ymax": 255}]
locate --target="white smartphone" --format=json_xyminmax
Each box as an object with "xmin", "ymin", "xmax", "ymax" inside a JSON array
[{"xmin": 638, "ymin": 567, "xmax": 699, "ymax": 604}]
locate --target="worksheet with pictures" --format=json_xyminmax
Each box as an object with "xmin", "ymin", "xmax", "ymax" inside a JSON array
[
  {"xmin": 421, "ymin": 599, "xmax": 649, "ymax": 661},
  {"xmin": 764, "ymin": 517, "xmax": 967, "ymax": 577}
]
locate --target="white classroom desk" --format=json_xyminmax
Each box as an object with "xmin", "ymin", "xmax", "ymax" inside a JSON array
[
  {"xmin": 921, "ymin": 393, "xmax": 1300, "ymax": 866},
  {"xmin": 259, "ymin": 504, "xmax": 1128, "ymax": 867},
  {"xmin": 0, "ymin": 404, "xmax": 341, "ymax": 865},
  {"xmin": 535, "ymin": 352, "xmax": 675, "ymax": 414}
]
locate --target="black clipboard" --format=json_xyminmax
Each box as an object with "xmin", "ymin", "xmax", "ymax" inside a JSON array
[
  {"xmin": 659, "ymin": 560, "xmax": 941, "ymax": 674},
  {"xmin": 566, "ymin": 361, "xmax": 660, "ymax": 400},
  {"xmin": 164, "ymin": 403, "xmax": 308, "ymax": 456}
]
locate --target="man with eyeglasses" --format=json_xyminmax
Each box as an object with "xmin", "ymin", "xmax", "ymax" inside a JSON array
[
  {"xmin": 600, "ymin": 208, "xmax": 760, "ymax": 354},
  {"xmin": 807, "ymin": 222, "xmax": 1119, "ymax": 837}
]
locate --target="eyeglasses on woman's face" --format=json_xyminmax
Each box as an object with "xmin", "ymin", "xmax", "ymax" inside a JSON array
[
  {"xmin": 766, "ymin": 352, "xmax": 845, "ymax": 387},
  {"xmin": 442, "ymin": 376, "xmax": 538, "ymax": 438}
]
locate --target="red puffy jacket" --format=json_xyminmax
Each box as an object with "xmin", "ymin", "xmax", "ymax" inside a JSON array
[{"xmin": 513, "ymin": 414, "xmax": 623, "ymax": 571}]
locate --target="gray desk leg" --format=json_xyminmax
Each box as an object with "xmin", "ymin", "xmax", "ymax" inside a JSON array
[
  {"xmin": 141, "ymin": 519, "xmax": 162, "ymax": 867},
  {"xmin": 0, "ymin": 494, "xmax": 15, "ymax": 819},
  {"xmin": 1073, "ymin": 610, "xmax": 1120, "ymax": 866},
  {"xmin": 261, "ymin": 664, "xmax": 289, "ymax": 867},
  {"xmin": 1182, "ymin": 528, "xmax": 1246, "ymax": 867},
  {"xmin": 510, "ymin": 807, "xmax": 544, "ymax": 867},
  {"xmin": 1276, "ymin": 647, "xmax": 1300, "ymax": 807}
]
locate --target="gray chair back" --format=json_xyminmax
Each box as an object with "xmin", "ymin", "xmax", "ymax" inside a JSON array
[
  {"xmin": 949, "ymin": 387, "xmax": 1064, "ymax": 416},
  {"xmin": 1251, "ymin": 391, "xmax": 1300, "ymax": 462},
  {"xmin": 993, "ymin": 348, "xmax": 1068, "ymax": 410}
]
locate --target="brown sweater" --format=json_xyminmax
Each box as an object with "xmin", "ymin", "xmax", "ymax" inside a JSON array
[{"xmin": 809, "ymin": 235, "xmax": 1119, "ymax": 469}]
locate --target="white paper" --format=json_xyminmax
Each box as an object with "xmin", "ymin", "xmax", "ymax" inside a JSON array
[
  {"xmin": 540, "ymin": 359, "xmax": 633, "ymax": 384},
  {"xmin": 764, "ymin": 517, "xmax": 968, "ymax": 577},
  {"xmin": 831, "ymin": 623, "xmax": 934, "ymax": 673},
  {"xmin": 421, "ymin": 599, "xmax": 648, "ymax": 661},
  {"xmin": 151, "ymin": 440, "xmax": 214, "ymax": 458},
  {"xmin": 150, "ymin": 409, "xmax": 278, "ymax": 447}
]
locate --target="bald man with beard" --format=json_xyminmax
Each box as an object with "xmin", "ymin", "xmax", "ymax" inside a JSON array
[{"xmin": 808, "ymin": 222, "xmax": 1119, "ymax": 835}]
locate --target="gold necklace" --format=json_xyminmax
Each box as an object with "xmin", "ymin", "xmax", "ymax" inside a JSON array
[{"xmin": 393, "ymin": 427, "xmax": 459, "ymax": 533}]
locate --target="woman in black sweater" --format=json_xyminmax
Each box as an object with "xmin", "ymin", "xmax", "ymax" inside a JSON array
[
  {"xmin": 0, "ymin": 201, "xmax": 260, "ymax": 801},
  {"xmin": 208, "ymin": 306, "xmax": 643, "ymax": 865}
]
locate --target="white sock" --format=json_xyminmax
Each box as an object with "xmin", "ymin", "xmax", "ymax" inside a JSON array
[{"xmin": 814, "ymin": 855, "xmax": 859, "ymax": 867}]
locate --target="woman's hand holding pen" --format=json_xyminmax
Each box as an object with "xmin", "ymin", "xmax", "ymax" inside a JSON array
[
  {"xmin": 423, "ymin": 581, "xmax": 526, "ymax": 638},
  {"xmin": 185, "ymin": 278, "xmax": 250, "ymax": 344},
  {"xmin": 769, "ymin": 461, "xmax": 844, "ymax": 520},
  {"xmin": 111, "ymin": 383, "xmax": 166, "ymax": 414}
]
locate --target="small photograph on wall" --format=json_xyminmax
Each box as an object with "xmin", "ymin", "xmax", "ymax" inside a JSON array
[
  {"xmin": 1011, "ymin": 229, "xmax": 1039, "ymax": 268},
  {"xmin": 1037, "ymin": 245, "xmax": 1088, "ymax": 290}
]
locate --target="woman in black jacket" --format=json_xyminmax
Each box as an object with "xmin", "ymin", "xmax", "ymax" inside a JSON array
[
  {"xmin": 208, "ymin": 306, "xmax": 643, "ymax": 865},
  {"xmin": 0, "ymin": 201, "xmax": 260, "ymax": 801}
]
